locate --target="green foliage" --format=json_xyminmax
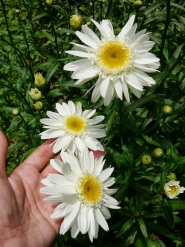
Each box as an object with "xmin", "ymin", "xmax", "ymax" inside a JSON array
[{"xmin": 0, "ymin": 0, "xmax": 185, "ymax": 246}]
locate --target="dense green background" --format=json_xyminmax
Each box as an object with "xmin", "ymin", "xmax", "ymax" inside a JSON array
[{"xmin": 1, "ymin": 0, "xmax": 185, "ymax": 246}]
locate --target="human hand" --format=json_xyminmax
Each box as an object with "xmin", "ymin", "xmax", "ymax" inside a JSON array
[
  {"xmin": 0, "ymin": 131, "xmax": 104, "ymax": 247},
  {"xmin": 0, "ymin": 131, "xmax": 62, "ymax": 247}
]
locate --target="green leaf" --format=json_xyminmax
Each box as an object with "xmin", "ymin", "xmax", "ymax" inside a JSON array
[
  {"xmin": 162, "ymin": 199, "xmax": 174, "ymax": 227},
  {"xmin": 177, "ymin": 157, "xmax": 185, "ymax": 165},
  {"xmin": 47, "ymin": 88, "xmax": 63, "ymax": 98},
  {"xmin": 168, "ymin": 200, "xmax": 185, "ymax": 211},
  {"xmin": 142, "ymin": 134, "xmax": 160, "ymax": 147},
  {"xmin": 134, "ymin": 230, "xmax": 148, "ymax": 247},
  {"xmin": 122, "ymin": 95, "xmax": 158, "ymax": 115},
  {"xmin": 105, "ymin": 105, "xmax": 118, "ymax": 133},
  {"xmin": 45, "ymin": 59, "xmax": 61, "ymax": 82},
  {"xmin": 121, "ymin": 224, "xmax": 138, "ymax": 246},
  {"xmin": 41, "ymin": 30, "xmax": 54, "ymax": 43},
  {"xmin": 145, "ymin": 221, "xmax": 177, "ymax": 240},
  {"xmin": 137, "ymin": 218, "xmax": 148, "ymax": 239},
  {"xmin": 144, "ymin": 1, "xmax": 164, "ymax": 16},
  {"xmin": 32, "ymin": 12, "xmax": 49, "ymax": 21},
  {"xmin": 116, "ymin": 217, "xmax": 136, "ymax": 238},
  {"xmin": 160, "ymin": 164, "xmax": 167, "ymax": 191},
  {"xmin": 0, "ymin": 106, "xmax": 13, "ymax": 112},
  {"xmin": 168, "ymin": 45, "xmax": 183, "ymax": 70},
  {"xmin": 171, "ymin": 2, "xmax": 185, "ymax": 11}
]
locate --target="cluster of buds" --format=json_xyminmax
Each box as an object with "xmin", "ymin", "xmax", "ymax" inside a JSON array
[{"xmin": 28, "ymin": 73, "xmax": 47, "ymax": 110}]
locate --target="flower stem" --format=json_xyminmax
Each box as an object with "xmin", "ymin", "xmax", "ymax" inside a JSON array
[{"xmin": 160, "ymin": 0, "xmax": 170, "ymax": 69}]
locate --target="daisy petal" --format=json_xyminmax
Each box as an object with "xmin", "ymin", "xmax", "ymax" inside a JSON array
[{"xmin": 95, "ymin": 208, "xmax": 109, "ymax": 231}]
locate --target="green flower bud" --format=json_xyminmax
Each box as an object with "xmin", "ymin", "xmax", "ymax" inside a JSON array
[
  {"xmin": 162, "ymin": 105, "xmax": 173, "ymax": 115},
  {"xmin": 176, "ymin": 26, "xmax": 181, "ymax": 32},
  {"xmin": 153, "ymin": 148, "xmax": 164, "ymax": 158},
  {"xmin": 34, "ymin": 73, "xmax": 46, "ymax": 88},
  {"xmin": 12, "ymin": 108, "xmax": 19, "ymax": 115},
  {"xmin": 29, "ymin": 88, "xmax": 42, "ymax": 101},
  {"xmin": 70, "ymin": 15, "xmax": 83, "ymax": 30},
  {"xmin": 46, "ymin": 0, "xmax": 52, "ymax": 4},
  {"xmin": 33, "ymin": 101, "xmax": 44, "ymax": 110},
  {"xmin": 158, "ymin": 24, "xmax": 165, "ymax": 31},
  {"xmin": 167, "ymin": 173, "xmax": 177, "ymax": 181},
  {"xmin": 133, "ymin": 0, "xmax": 143, "ymax": 6},
  {"xmin": 141, "ymin": 154, "xmax": 152, "ymax": 165}
]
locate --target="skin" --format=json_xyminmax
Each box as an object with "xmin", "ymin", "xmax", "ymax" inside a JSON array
[{"xmin": 0, "ymin": 131, "xmax": 104, "ymax": 247}]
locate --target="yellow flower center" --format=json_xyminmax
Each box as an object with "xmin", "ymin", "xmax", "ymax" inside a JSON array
[
  {"xmin": 65, "ymin": 116, "xmax": 86, "ymax": 134},
  {"xmin": 96, "ymin": 39, "xmax": 133, "ymax": 76},
  {"xmin": 169, "ymin": 185, "xmax": 179, "ymax": 195},
  {"xmin": 78, "ymin": 174, "xmax": 102, "ymax": 205}
]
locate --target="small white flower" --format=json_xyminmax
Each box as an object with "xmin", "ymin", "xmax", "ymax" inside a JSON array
[
  {"xmin": 40, "ymin": 148, "xmax": 120, "ymax": 242},
  {"xmin": 64, "ymin": 15, "xmax": 160, "ymax": 106},
  {"xmin": 40, "ymin": 101, "xmax": 106, "ymax": 153},
  {"xmin": 164, "ymin": 180, "xmax": 185, "ymax": 199}
]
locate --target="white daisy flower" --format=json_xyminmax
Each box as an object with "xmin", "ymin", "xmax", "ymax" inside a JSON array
[
  {"xmin": 40, "ymin": 149, "xmax": 120, "ymax": 242},
  {"xmin": 164, "ymin": 180, "xmax": 185, "ymax": 199},
  {"xmin": 40, "ymin": 101, "xmax": 106, "ymax": 153},
  {"xmin": 64, "ymin": 15, "xmax": 160, "ymax": 106}
]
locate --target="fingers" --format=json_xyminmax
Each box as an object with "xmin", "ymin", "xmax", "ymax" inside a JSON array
[
  {"xmin": 20, "ymin": 139, "xmax": 56, "ymax": 172},
  {"xmin": 93, "ymin": 149, "xmax": 105, "ymax": 159},
  {"xmin": 0, "ymin": 131, "xmax": 8, "ymax": 178},
  {"xmin": 41, "ymin": 154, "xmax": 61, "ymax": 178}
]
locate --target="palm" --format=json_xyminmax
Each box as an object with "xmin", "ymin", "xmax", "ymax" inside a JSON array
[{"xmin": 0, "ymin": 132, "xmax": 62, "ymax": 247}]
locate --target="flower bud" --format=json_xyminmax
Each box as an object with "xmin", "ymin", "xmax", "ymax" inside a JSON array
[
  {"xmin": 153, "ymin": 148, "xmax": 164, "ymax": 158},
  {"xmin": 158, "ymin": 24, "xmax": 165, "ymax": 31},
  {"xmin": 34, "ymin": 73, "xmax": 46, "ymax": 88},
  {"xmin": 133, "ymin": 0, "xmax": 143, "ymax": 6},
  {"xmin": 167, "ymin": 173, "xmax": 177, "ymax": 181},
  {"xmin": 162, "ymin": 105, "xmax": 173, "ymax": 115},
  {"xmin": 29, "ymin": 88, "xmax": 42, "ymax": 101},
  {"xmin": 46, "ymin": 0, "xmax": 52, "ymax": 4},
  {"xmin": 70, "ymin": 15, "xmax": 83, "ymax": 30},
  {"xmin": 141, "ymin": 154, "xmax": 152, "ymax": 165},
  {"xmin": 33, "ymin": 101, "xmax": 44, "ymax": 110},
  {"xmin": 12, "ymin": 108, "xmax": 19, "ymax": 115}
]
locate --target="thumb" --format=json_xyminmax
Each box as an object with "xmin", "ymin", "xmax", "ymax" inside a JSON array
[{"xmin": 0, "ymin": 131, "xmax": 8, "ymax": 178}]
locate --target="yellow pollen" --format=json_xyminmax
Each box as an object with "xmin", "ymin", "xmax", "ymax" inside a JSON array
[
  {"xmin": 78, "ymin": 174, "xmax": 102, "ymax": 204},
  {"xmin": 97, "ymin": 40, "xmax": 131, "ymax": 73},
  {"xmin": 169, "ymin": 185, "xmax": 179, "ymax": 195},
  {"xmin": 65, "ymin": 116, "xmax": 86, "ymax": 133}
]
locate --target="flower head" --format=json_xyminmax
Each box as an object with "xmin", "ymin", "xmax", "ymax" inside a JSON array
[
  {"xmin": 164, "ymin": 180, "xmax": 185, "ymax": 199},
  {"xmin": 64, "ymin": 15, "xmax": 160, "ymax": 106},
  {"xmin": 40, "ymin": 101, "xmax": 106, "ymax": 153},
  {"xmin": 40, "ymin": 148, "xmax": 120, "ymax": 242}
]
